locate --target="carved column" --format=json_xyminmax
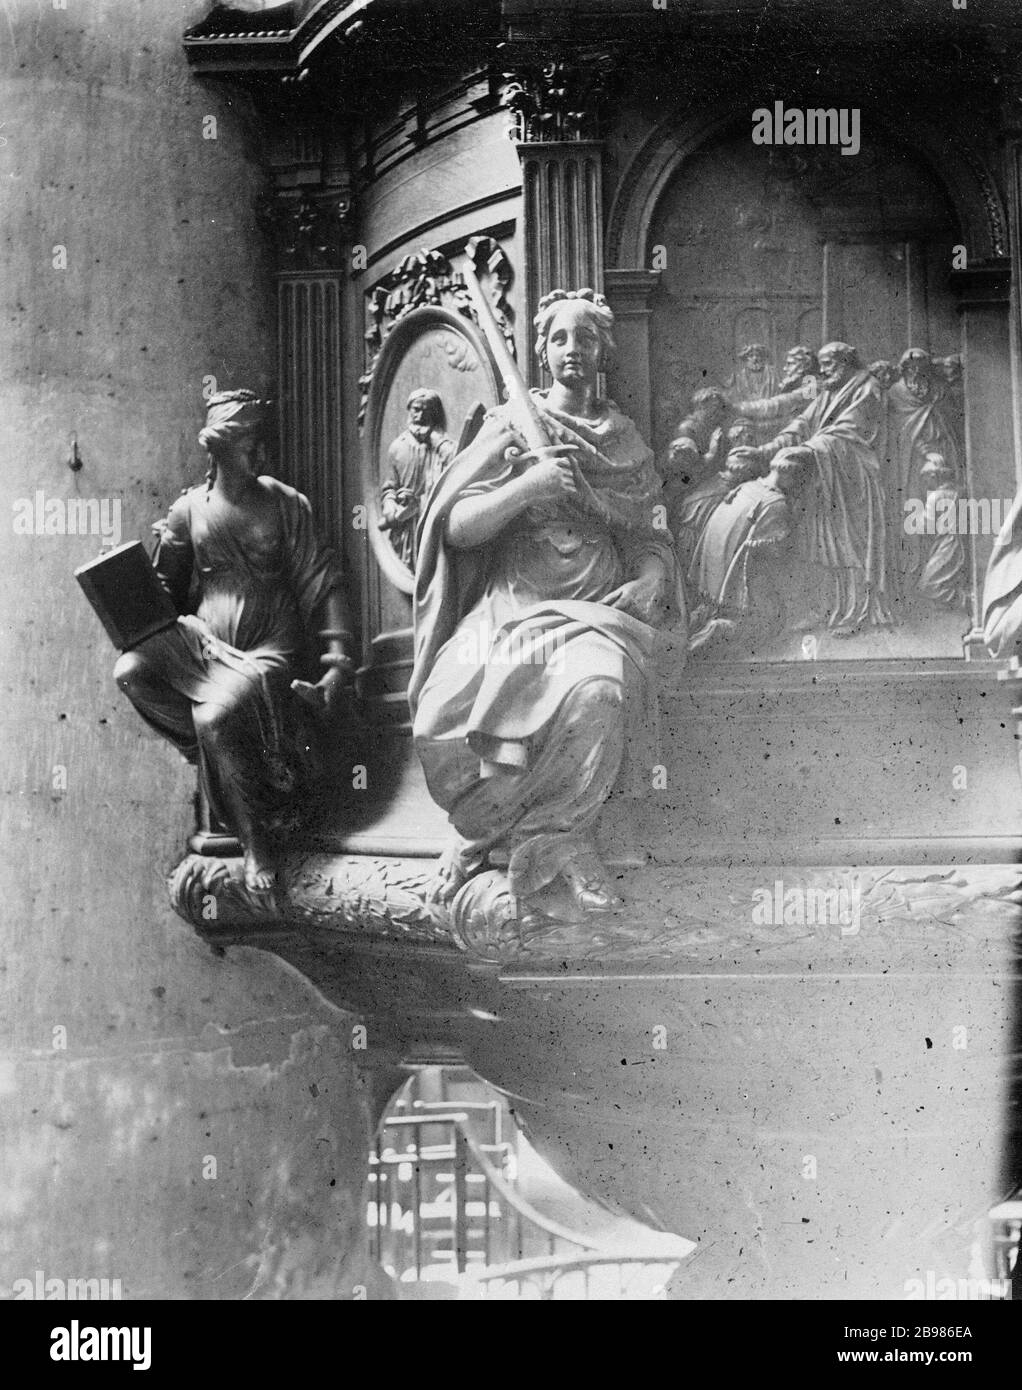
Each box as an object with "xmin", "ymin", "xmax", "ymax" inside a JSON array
[
  {"xmin": 503, "ymin": 55, "xmax": 612, "ymax": 384},
  {"xmin": 258, "ymin": 125, "xmax": 353, "ymax": 550}
]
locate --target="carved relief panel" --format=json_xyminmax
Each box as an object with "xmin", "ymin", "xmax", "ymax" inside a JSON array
[
  {"xmin": 647, "ymin": 128, "xmax": 971, "ymax": 661},
  {"xmin": 357, "ymin": 238, "xmax": 512, "ymax": 698},
  {"xmin": 362, "ymin": 306, "xmax": 500, "ymax": 594}
]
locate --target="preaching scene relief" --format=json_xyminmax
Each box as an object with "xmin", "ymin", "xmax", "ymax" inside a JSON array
[{"xmin": 649, "ymin": 123, "xmax": 973, "ymax": 661}]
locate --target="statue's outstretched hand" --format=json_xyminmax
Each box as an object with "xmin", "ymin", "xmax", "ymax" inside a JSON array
[
  {"xmin": 291, "ymin": 654, "xmax": 355, "ymax": 718},
  {"xmin": 603, "ymin": 573, "xmax": 666, "ymax": 625}
]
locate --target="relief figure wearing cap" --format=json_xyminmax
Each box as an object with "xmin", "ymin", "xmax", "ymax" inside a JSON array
[{"xmin": 113, "ymin": 390, "xmax": 356, "ymax": 891}]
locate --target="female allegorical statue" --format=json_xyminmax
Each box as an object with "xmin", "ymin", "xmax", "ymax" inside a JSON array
[
  {"xmin": 410, "ymin": 289, "xmax": 683, "ymax": 929},
  {"xmin": 114, "ymin": 391, "xmax": 356, "ymax": 891}
]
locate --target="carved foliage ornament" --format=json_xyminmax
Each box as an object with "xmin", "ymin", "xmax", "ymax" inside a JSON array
[
  {"xmin": 359, "ymin": 236, "xmax": 514, "ymax": 424},
  {"xmin": 501, "ymin": 53, "xmax": 613, "ymax": 144},
  {"xmin": 256, "ymin": 191, "xmax": 352, "ymax": 271},
  {"xmin": 170, "ymin": 853, "xmax": 1022, "ymax": 967}
]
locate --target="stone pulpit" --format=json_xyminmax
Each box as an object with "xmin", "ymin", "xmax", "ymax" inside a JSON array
[{"xmin": 142, "ymin": 0, "xmax": 1022, "ymax": 1298}]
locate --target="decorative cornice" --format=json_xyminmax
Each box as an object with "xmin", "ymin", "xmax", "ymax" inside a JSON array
[
  {"xmin": 358, "ymin": 236, "xmax": 515, "ymax": 422},
  {"xmin": 950, "ymin": 258, "xmax": 1012, "ymax": 307},
  {"xmin": 603, "ymin": 267, "xmax": 662, "ymax": 315},
  {"xmin": 185, "ymin": 2, "xmax": 299, "ymax": 41}
]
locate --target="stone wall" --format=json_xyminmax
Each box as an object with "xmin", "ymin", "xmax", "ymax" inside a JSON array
[{"xmin": 0, "ymin": 0, "xmax": 382, "ymax": 1300}]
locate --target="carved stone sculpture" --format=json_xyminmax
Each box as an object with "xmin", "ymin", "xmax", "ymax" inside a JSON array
[
  {"xmin": 661, "ymin": 387, "xmax": 729, "ymax": 526},
  {"xmin": 982, "ymin": 483, "xmax": 1022, "ymax": 659},
  {"xmin": 359, "ymin": 238, "xmax": 515, "ymax": 424},
  {"xmin": 687, "ymin": 446, "xmax": 814, "ymax": 652},
  {"xmin": 671, "ymin": 449, "xmax": 764, "ymax": 578},
  {"xmin": 114, "ymin": 391, "xmax": 356, "ymax": 891},
  {"xmin": 739, "ymin": 341, "xmax": 892, "ymax": 635},
  {"xmin": 378, "ymin": 389, "xmax": 457, "ymax": 570},
  {"xmin": 409, "ymin": 289, "xmax": 682, "ymax": 934},
  {"xmin": 868, "ymin": 359, "xmax": 898, "ymax": 391},
  {"xmin": 729, "ymin": 344, "xmax": 819, "ymax": 437},
  {"xmin": 666, "ymin": 350, "xmax": 815, "ymax": 577},
  {"xmin": 725, "ymin": 342, "xmax": 780, "ymax": 445},
  {"xmin": 917, "ymin": 452, "xmax": 968, "ymax": 609},
  {"xmin": 500, "ymin": 55, "xmax": 612, "ymax": 144},
  {"xmin": 725, "ymin": 342, "xmax": 777, "ymax": 402},
  {"xmin": 886, "ymin": 347, "xmax": 964, "ymax": 597}
]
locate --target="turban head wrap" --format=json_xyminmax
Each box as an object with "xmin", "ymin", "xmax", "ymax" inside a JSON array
[{"xmin": 198, "ymin": 391, "xmax": 265, "ymax": 454}]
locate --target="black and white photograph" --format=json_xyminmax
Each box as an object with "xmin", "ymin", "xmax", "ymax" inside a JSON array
[{"xmin": 2, "ymin": 0, "xmax": 1022, "ymax": 1345}]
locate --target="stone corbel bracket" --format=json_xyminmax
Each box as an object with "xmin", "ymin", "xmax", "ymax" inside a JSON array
[
  {"xmin": 169, "ymin": 851, "xmax": 1022, "ymax": 969},
  {"xmin": 170, "ymin": 851, "xmax": 518, "ymax": 961}
]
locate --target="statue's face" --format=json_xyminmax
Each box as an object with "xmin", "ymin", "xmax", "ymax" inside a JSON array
[
  {"xmin": 902, "ymin": 360, "xmax": 931, "ymax": 398},
  {"xmin": 225, "ymin": 430, "xmax": 260, "ymax": 472},
  {"xmin": 545, "ymin": 301, "xmax": 602, "ymax": 385},
  {"xmin": 408, "ymin": 397, "xmax": 436, "ymax": 428},
  {"xmin": 818, "ymin": 350, "xmax": 850, "ymax": 389},
  {"xmin": 743, "ymin": 347, "xmax": 767, "ymax": 372}
]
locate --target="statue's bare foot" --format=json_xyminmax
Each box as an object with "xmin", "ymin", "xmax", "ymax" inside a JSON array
[
  {"xmin": 561, "ymin": 858, "xmax": 623, "ymax": 915},
  {"xmin": 687, "ymin": 617, "xmax": 737, "ymax": 653},
  {"xmin": 517, "ymin": 900, "xmax": 558, "ymax": 938},
  {"xmin": 243, "ymin": 847, "xmax": 277, "ymax": 894},
  {"xmin": 428, "ymin": 841, "xmax": 479, "ymax": 907}
]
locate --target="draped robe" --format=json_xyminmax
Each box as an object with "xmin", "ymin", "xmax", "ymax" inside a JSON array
[
  {"xmin": 410, "ymin": 394, "xmax": 681, "ymax": 902},
  {"xmin": 689, "ymin": 474, "xmax": 791, "ymax": 614},
  {"xmin": 783, "ymin": 369, "xmax": 891, "ymax": 630},
  {"xmin": 918, "ymin": 485, "xmax": 967, "ymax": 607},
  {"xmin": 380, "ymin": 426, "xmax": 457, "ymax": 568},
  {"xmin": 727, "ymin": 363, "xmax": 781, "ymax": 446},
  {"xmin": 886, "ymin": 379, "xmax": 963, "ymax": 593},
  {"xmin": 114, "ymin": 477, "xmax": 342, "ymax": 835},
  {"xmin": 982, "ymin": 487, "xmax": 1022, "ymax": 658}
]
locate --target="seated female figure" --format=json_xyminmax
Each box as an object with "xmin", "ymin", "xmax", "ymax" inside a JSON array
[
  {"xmin": 410, "ymin": 290, "xmax": 682, "ymax": 927},
  {"xmin": 114, "ymin": 391, "xmax": 355, "ymax": 890}
]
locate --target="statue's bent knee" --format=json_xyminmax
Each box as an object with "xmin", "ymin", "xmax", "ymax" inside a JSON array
[
  {"xmin": 570, "ymin": 676, "xmax": 625, "ymax": 721},
  {"xmin": 191, "ymin": 700, "xmax": 233, "ymax": 741},
  {"xmin": 113, "ymin": 648, "xmax": 150, "ymax": 695}
]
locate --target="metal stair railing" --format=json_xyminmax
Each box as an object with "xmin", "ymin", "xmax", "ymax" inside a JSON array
[{"xmin": 368, "ymin": 1109, "xmax": 685, "ymax": 1297}]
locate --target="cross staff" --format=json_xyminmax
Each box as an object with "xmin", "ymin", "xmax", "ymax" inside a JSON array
[{"xmin": 461, "ymin": 252, "xmax": 551, "ymax": 455}]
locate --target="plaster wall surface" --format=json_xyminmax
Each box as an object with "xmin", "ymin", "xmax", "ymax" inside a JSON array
[{"xmin": 0, "ymin": 0, "xmax": 381, "ymax": 1300}]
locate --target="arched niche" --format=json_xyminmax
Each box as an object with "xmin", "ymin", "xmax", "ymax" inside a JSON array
[
  {"xmin": 608, "ymin": 104, "xmax": 1005, "ymax": 275},
  {"xmin": 605, "ymin": 106, "xmax": 1013, "ymax": 661}
]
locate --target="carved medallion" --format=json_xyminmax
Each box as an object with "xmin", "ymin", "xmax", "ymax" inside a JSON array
[{"xmin": 361, "ymin": 305, "xmax": 501, "ymax": 593}]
